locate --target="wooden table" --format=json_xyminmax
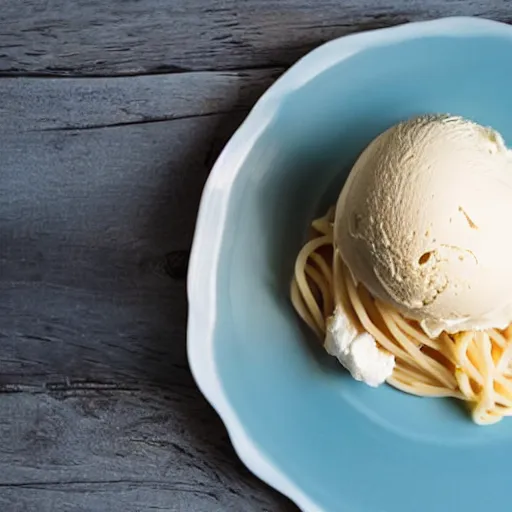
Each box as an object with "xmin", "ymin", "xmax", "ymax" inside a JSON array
[{"xmin": 0, "ymin": 2, "xmax": 507, "ymax": 511}]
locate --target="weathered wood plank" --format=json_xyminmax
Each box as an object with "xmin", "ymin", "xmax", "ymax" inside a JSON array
[
  {"xmin": 0, "ymin": 70, "xmax": 281, "ymax": 132},
  {"xmin": 1, "ymin": 0, "xmax": 508, "ymax": 76},
  {"xmin": 0, "ymin": 113, "xmax": 237, "ymax": 384},
  {"xmin": 0, "ymin": 389, "xmax": 295, "ymax": 511}
]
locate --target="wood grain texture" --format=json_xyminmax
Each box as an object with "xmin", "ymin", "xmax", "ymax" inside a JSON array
[
  {"xmin": 0, "ymin": 389, "xmax": 293, "ymax": 511},
  {"xmin": 0, "ymin": 0, "xmax": 509, "ymax": 76},
  {"xmin": 1, "ymin": 114, "xmax": 217, "ymax": 385},
  {"xmin": 0, "ymin": 70, "xmax": 281, "ymax": 131}
]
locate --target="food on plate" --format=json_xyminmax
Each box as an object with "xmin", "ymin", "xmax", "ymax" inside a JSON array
[{"xmin": 291, "ymin": 114, "xmax": 512, "ymax": 425}]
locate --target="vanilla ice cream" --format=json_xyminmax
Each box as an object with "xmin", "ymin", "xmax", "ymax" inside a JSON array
[{"xmin": 334, "ymin": 114, "xmax": 512, "ymax": 337}]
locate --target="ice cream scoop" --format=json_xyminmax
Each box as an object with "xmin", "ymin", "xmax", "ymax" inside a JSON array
[{"xmin": 334, "ymin": 114, "xmax": 512, "ymax": 337}]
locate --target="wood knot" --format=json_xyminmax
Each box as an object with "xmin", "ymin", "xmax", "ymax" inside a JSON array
[{"xmin": 163, "ymin": 250, "xmax": 189, "ymax": 280}]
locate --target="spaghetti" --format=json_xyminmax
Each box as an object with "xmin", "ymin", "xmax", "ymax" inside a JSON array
[{"xmin": 291, "ymin": 208, "xmax": 512, "ymax": 425}]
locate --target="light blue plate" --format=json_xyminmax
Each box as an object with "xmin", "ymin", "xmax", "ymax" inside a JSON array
[{"xmin": 188, "ymin": 17, "xmax": 512, "ymax": 512}]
